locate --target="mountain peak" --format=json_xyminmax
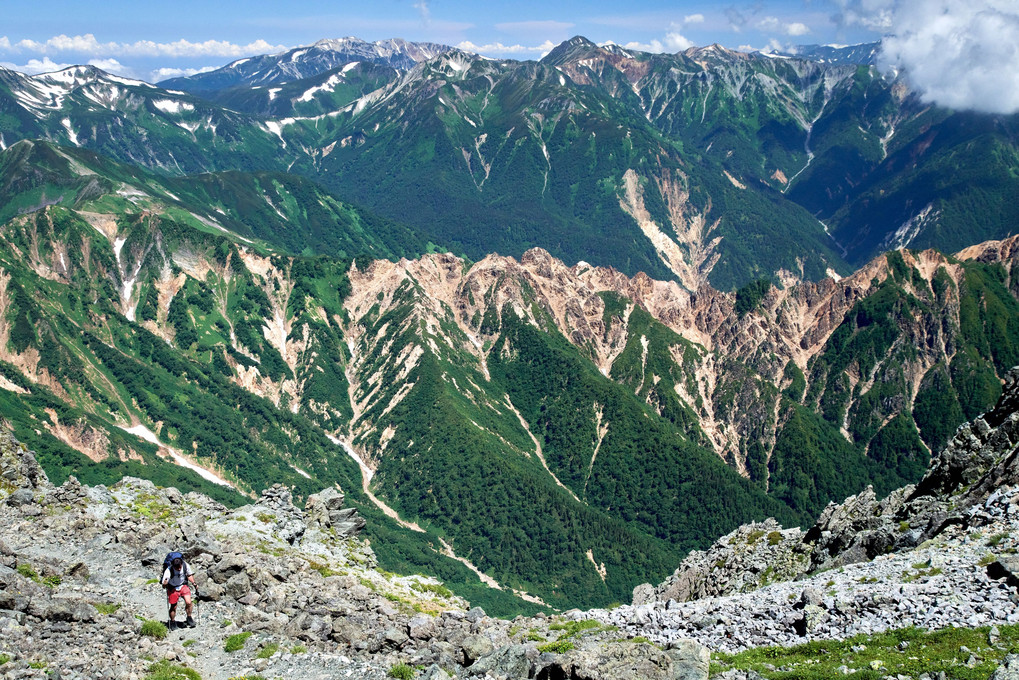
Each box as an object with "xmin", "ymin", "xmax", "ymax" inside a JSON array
[{"xmin": 541, "ymin": 35, "xmax": 607, "ymax": 66}]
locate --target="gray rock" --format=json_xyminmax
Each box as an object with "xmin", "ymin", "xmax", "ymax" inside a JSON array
[
  {"xmin": 7, "ymin": 488, "xmax": 34, "ymax": 506},
  {"xmin": 466, "ymin": 644, "xmax": 536, "ymax": 678},
  {"xmin": 462, "ymin": 634, "xmax": 495, "ymax": 665},
  {"xmin": 224, "ymin": 572, "xmax": 252, "ymax": 600},
  {"xmin": 991, "ymin": 655, "xmax": 1019, "ymax": 680},
  {"xmin": 465, "ymin": 607, "xmax": 487, "ymax": 622},
  {"xmin": 384, "ymin": 626, "xmax": 409, "ymax": 649}
]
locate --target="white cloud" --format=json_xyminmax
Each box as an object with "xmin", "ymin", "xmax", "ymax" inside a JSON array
[
  {"xmin": 0, "ymin": 33, "xmax": 288, "ymax": 59},
  {"xmin": 1, "ymin": 57, "xmax": 72, "ymax": 74},
  {"xmin": 88, "ymin": 58, "xmax": 134, "ymax": 77},
  {"xmin": 149, "ymin": 65, "xmax": 217, "ymax": 82},
  {"xmin": 873, "ymin": 0, "xmax": 1019, "ymax": 114},
  {"xmin": 786, "ymin": 22, "xmax": 812, "ymax": 36},
  {"xmin": 756, "ymin": 16, "xmax": 813, "ymax": 36},
  {"xmin": 684, "ymin": 14, "xmax": 706, "ymax": 24},
  {"xmin": 456, "ymin": 40, "xmax": 557, "ymax": 56}
]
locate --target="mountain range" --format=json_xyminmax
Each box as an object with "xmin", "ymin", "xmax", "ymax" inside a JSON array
[{"xmin": 0, "ymin": 35, "xmax": 1017, "ymax": 614}]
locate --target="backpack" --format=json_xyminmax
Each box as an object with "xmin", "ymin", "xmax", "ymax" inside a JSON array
[{"xmin": 161, "ymin": 551, "xmax": 184, "ymax": 581}]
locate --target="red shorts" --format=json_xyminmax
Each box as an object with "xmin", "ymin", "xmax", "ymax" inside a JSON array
[{"xmin": 167, "ymin": 584, "xmax": 191, "ymax": 605}]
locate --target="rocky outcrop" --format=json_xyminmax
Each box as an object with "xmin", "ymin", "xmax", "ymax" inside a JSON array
[
  {"xmin": 638, "ymin": 366, "xmax": 1019, "ymax": 608},
  {"xmin": 305, "ymin": 486, "xmax": 366, "ymax": 538}
]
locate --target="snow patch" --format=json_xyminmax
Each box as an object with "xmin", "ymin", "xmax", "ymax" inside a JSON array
[
  {"xmin": 60, "ymin": 118, "xmax": 79, "ymax": 146},
  {"xmin": 153, "ymin": 99, "xmax": 194, "ymax": 114}
]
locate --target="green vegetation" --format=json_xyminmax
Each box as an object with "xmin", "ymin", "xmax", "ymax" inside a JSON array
[
  {"xmin": 734, "ymin": 279, "xmax": 772, "ymax": 317},
  {"xmin": 224, "ymin": 632, "xmax": 253, "ymax": 653},
  {"xmin": 254, "ymin": 643, "xmax": 279, "ymax": 659},
  {"xmin": 0, "ymin": 654, "xmax": 9, "ymax": 665},
  {"xmin": 143, "ymin": 660, "xmax": 202, "ymax": 680},
  {"xmin": 538, "ymin": 640, "xmax": 576, "ymax": 654},
  {"xmin": 140, "ymin": 620, "xmax": 169, "ymax": 640},
  {"xmin": 387, "ymin": 662, "xmax": 415, "ymax": 680},
  {"xmin": 15, "ymin": 563, "xmax": 38, "ymax": 581},
  {"xmin": 713, "ymin": 624, "xmax": 1019, "ymax": 679},
  {"xmin": 290, "ymin": 645, "xmax": 307, "ymax": 654}
]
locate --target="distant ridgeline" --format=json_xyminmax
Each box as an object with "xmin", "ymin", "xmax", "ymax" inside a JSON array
[
  {"xmin": 0, "ymin": 35, "xmax": 1017, "ymax": 614},
  {"xmin": 0, "ymin": 36, "xmax": 1014, "ymax": 290}
]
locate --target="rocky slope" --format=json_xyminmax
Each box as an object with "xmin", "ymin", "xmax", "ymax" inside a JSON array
[
  {"xmin": 608, "ymin": 368, "xmax": 1019, "ymax": 660},
  {"xmin": 5, "ymin": 369, "xmax": 1019, "ymax": 679},
  {"xmin": 0, "ymin": 430, "xmax": 712, "ymax": 680}
]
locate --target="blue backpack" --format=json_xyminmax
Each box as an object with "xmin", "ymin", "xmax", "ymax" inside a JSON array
[{"xmin": 161, "ymin": 551, "xmax": 184, "ymax": 580}]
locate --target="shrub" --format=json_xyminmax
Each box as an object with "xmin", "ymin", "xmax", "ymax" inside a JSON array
[
  {"xmin": 140, "ymin": 620, "xmax": 169, "ymax": 640},
  {"xmin": 767, "ymin": 531, "xmax": 783, "ymax": 546},
  {"xmin": 290, "ymin": 644, "xmax": 307, "ymax": 654},
  {"xmin": 538, "ymin": 640, "xmax": 575, "ymax": 654},
  {"xmin": 93, "ymin": 602, "xmax": 122, "ymax": 615},
  {"xmin": 224, "ymin": 631, "xmax": 252, "ymax": 653},
  {"xmin": 143, "ymin": 660, "xmax": 202, "ymax": 680},
  {"xmin": 0, "ymin": 654, "xmax": 9, "ymax": 665},
  {"xmin": 255, "ymin": 643, "xmax": 279, "ymax": 659},
  {"xmin": 388, "ymin": 662, "xmax": 414, "ymax": 679}
]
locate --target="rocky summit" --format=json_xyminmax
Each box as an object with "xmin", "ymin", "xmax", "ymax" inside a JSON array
[{"xmin": 4, "ymin": 373, "xmax": 1019, "ymax": 678}]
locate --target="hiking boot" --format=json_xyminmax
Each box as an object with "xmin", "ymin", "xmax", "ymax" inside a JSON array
[
  {"xmin": 168, "ymin": 620, "xmax": 177, "ymax": 631},
  {"xmin": 186, "ymin": 617, "xmax": 196, "ymax": 628}
]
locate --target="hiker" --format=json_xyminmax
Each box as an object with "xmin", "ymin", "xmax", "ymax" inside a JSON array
[{"xmin": 161, "ymin": 553, "xmax": 197, "ymax": 628}]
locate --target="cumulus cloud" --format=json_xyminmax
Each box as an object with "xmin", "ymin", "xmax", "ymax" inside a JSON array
[
  {"xmin": 149, "ymin": 65, "xmax": 218, "ymax": 81},
  {"xmin": 456, "ymin": 40, "xmax": 558, "ymax": 56},
  {"xmin": 0, "ymin": 33, "xmax": 287, "ymax": 58},
  {"xmin": 87, "ymin": 58, "xmax": 134, "ymax": 77},
  {"xmin": 849, "ymin": 0, "xmax": 1019, "ymax": 114},
  {"xmin": 0, "ymin": 57, "xmax": 72, "ymax": 74}
]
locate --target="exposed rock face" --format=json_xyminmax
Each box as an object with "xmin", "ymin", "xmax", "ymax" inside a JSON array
[
  {"xmin": 344, "ymin": 238, "xmax": 1019, "ymax": 478},
  {"xmin": 639, "ymin": 367, "xmax": 1019, "ymax": 607},
  {"xmin": 305, "ymin": 486, "xmax": 366, "ymax": 538}
]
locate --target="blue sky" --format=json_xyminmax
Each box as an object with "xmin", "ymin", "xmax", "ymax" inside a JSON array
[{"xmin": 0, "ymin": 0, "xmax": 882, "ymax": 82}]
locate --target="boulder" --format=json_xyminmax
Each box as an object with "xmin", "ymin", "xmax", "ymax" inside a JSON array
[
  {"xmin": 547, "ymin": 639, "xmax": 710, "ymax": 680},
  {"xmin": 466, "ymin": 644, "xmax": 536, "ymax": 678},
  {"xmin": 991, "ymin": 655, "xmax": 1019, "ymax": 680},
  {"xmin": 462, "ymin": 634, "xmax": 495, "ymax": 665}
]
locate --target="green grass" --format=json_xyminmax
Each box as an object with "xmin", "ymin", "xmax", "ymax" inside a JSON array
[
  {"xmin": 15, "ymin": 563, "xmax": 39, "ymax": 581},
  {"xmin": 0, "ymin": 654, "xmax": 9, "ymax": 665},
  {"xmin": 143, "ymin": 660, "xmax": 202, "ymax": 680},
  {"xmin": 290, "ymin": 644, "xmax": 307, "ymax": 654},
  {"xmin": 388, "ymin": 662, "xmax": 414, "ymax": 680},
  {"xmin": 712, "ymin": 624, "xmax": 1019, "ymax": 679},
  {"xmin": 254, "ymin": 643, "xmax": 279, "ymax": 659},
  {"xmin": 224, "ymin": 631, "xmax": 253, "ymax": 653},
  {"xmin": 93, "ymin": 602, "xmax": 122, "ymax": 615},
  {"xmin": 538, "ymin": 639, "xmax": 576, "ymax": 654},
  {"xmin": 140, "ymin": 620, "xmax": 169, "ymax": 640},
  {"xmin": 548, "ymin": 619, "xmax": 617, "ymax": 638}
]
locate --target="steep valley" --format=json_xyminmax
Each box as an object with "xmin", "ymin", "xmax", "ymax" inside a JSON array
[{"xmin": 2, "ymin": 164, "xmax": 1019, "ymax": 610}]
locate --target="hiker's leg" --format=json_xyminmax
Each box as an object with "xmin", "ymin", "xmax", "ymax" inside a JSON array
[{"xmin": 184, "ymin": 592, "xmax": 193, "ymax": 617}]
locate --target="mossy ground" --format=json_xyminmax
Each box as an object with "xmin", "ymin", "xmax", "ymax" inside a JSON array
[{"xmin": 712, "ymin": 624, "xmax": 1019, "ymax": 679}]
